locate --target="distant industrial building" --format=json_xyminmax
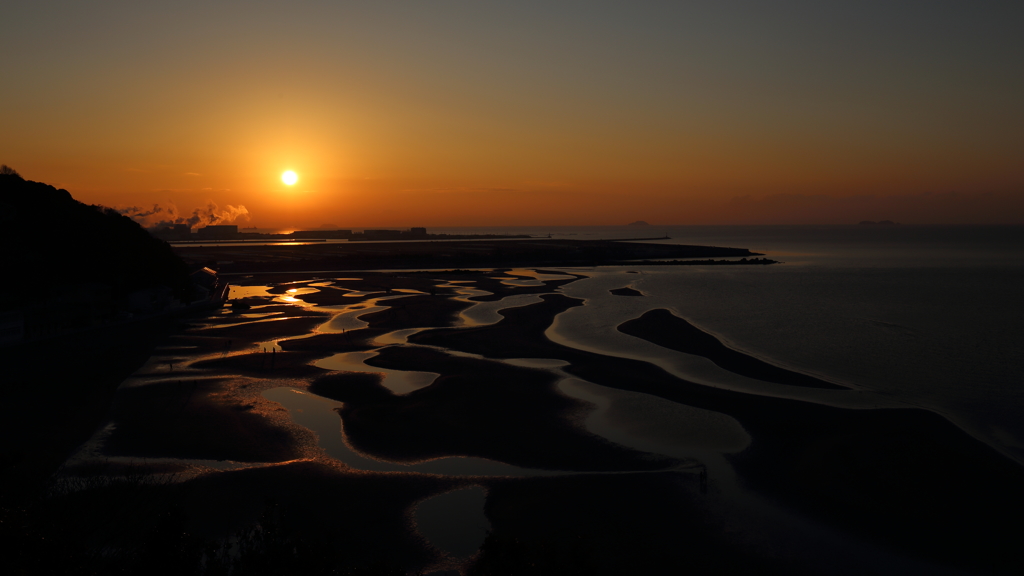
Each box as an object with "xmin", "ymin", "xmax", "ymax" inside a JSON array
[
  {"xmin": 357, "ymin": 228, "xmax": 428, "ymax": 239},
  {"xmin": 363, "ymin": 229, "xmax": 403, "ymax": 238},
  {"xmin": 151, "ymin": 223, "xmax": 192, "ymax": 240},
  {"xmin": 197, "ymin": 225, "xmax": 238, "ymax": 239},
  {"xmin": 290, "ymin": 229, "xmax": 352, "ymax": 239},
  {"xmin": 343, "ymin": 228, "xmax": 435, "ymax": 241}
]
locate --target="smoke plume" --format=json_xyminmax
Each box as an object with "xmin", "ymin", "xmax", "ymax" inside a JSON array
[{"xmin": 119, "ymin": 201, "xmax": 251, "ymax": 230}]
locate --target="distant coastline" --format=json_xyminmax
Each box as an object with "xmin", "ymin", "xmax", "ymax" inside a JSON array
[
  {"xmin": 153, "ymin": 225, "xmax": 530, "ymax": 243},
  {"xmin": 167, "ymin": 238, "xmax": 771, "ymax": 274}
]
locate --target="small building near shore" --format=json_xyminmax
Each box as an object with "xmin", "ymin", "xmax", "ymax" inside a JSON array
[
  {"xmin": 290, "ymin": 229, "xmax": 352, "ymax": 239},
  {"xmin": 151, "ymin": 223, "xmax": 192, "ymax": 240},
  {"xmin": 190, "ymin": 267, "xmax": 218, "ymax": 290},
  {"xmin": 189, "ymin": 267, "xmax": 219, "ymax": 302},
  {"xmin": 363, "ymin": 229, "xmax": 403, "ymax": 238}
]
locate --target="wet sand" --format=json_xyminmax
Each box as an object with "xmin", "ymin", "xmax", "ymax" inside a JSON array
[
  {"xmin": 408, "ymin": 292, "xmax": 1024, "ymax": 571},
  {"xmin": 619, "ymin": 308, "xmax": 844, "ymax": 389},
  {"xmin": 176, "ymin": 460, "xmax": 456, "ymax": 565},
  {"xmin": 24, "ymin": 268, "xmax": 1024, "ymax": 574},
  {"xmin": 348, "ymin": 348, "xmax": 676, "ymax": 471},
  {"xmin": 103, "ymin": 377, "xmax": 309, "ymax": 462},
  {"xmin": 475, "ymin": 472, "xmax": 796, "ymax": 576}
]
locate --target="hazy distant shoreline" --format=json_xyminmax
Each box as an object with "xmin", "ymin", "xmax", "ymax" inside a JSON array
[{"xmin": 169, "ymin": 238, "xmax": 770, "ymax": 273}]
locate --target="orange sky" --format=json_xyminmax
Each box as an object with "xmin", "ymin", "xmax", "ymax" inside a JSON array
[{"xmin": 4, "ymin": 2, "xmax": 1023, "ymax": 227}]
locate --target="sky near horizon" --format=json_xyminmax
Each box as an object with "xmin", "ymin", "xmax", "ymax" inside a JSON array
[{"xmin": 3, "ymin": 1, "xmax": 1023, "ymax": 227}]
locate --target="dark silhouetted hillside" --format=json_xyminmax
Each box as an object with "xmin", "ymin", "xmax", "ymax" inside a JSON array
[{"xmin": 0, "ymin": 167, "xmax": 189, "ymax": 302}]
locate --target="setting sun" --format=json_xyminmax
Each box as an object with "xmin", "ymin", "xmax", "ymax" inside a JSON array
[{"xmin": 281, "ymin": 170, "xmax": 298, "ymax": 186}]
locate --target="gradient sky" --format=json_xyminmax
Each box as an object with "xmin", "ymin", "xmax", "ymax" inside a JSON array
[{"xmin": 4, "ymin": 1, "xmax": 1023, "ymax": 227}]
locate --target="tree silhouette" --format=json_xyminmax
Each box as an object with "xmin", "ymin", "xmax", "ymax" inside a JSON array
[{"xmin": 0, "ymin": 172, "xmax": 191, "ymax": 300}]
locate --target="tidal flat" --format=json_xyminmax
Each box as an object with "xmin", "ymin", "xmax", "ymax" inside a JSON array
[{"xmin": 14, "ymin": 267, "xmax": 1024, "ymax": 575}]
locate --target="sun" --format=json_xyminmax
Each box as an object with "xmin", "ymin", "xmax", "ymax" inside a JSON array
[{"xmin": 281, "ymin": 170, "xmax": 298, "ymax": 186}]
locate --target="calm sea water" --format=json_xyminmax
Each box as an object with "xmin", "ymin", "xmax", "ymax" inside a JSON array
[{"xmin": 433, "ymin": 225, "xmax": 1024, "ymax": 464}]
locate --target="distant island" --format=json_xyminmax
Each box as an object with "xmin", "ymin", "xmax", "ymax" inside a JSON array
[
  {"xmin": 858, "ymin": 220, "xmax": 900, "ymax": 226},
  {"xmin": 627, "ymin": 220, "xmax": 650, "ymax": 226}
]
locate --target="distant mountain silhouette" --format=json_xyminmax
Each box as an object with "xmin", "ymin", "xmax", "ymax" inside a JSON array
[
  {"xmin": 0, "ymin": 166, "xmax": 190, "ymax": 301},
  {"xmin": 627, "ymin": 220, "xmax": 650, "ymax": 226}
]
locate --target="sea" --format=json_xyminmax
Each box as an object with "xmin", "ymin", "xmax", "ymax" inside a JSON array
[{"xmin": 407, "ymin": 225, "xmax": 1024, "ymax": 466}]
